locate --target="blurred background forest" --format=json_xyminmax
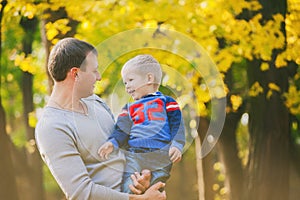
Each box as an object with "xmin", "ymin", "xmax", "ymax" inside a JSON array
[{"xmin": 1, "ymin": 0, "xmax": 300, "ymax": 200}]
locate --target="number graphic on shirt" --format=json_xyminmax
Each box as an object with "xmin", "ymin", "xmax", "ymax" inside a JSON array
[
  {"xmin": 130, "ymin": 103, "xmax": 145, "ymax": 124},
  {"xmin": 130, "ymin": 98, "xmax": 165, "ymax": 124},
  {"xmin": 147, "ymin": 98, "xmax": 164, "ymax": 121}
]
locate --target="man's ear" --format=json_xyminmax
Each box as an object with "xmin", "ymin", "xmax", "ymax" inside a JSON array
[{"xmin": 70, "ymin": 67, "xmax": 79, "ymax": 79}]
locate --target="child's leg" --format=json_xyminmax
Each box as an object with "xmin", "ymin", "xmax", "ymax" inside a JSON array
[
  {"xmin": 122, "ymin": 171, "xmax": 134, "ymax": 193},
  {"xmin": 121, "ymin": 153, "xmax": 141, "ymax": 193},
  {"xmin": 150, "ymin": 164, "xmax": 172, "ymax": 186},
  {"xmin": 149, "ymin": 164, "xmax": 172, "ymax": 192}
]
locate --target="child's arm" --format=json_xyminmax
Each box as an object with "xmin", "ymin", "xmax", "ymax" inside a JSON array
[
  {"xmin": 108, "ymin": 105, "xmax": 132, "ymax": 148},
  {"xmin": 98, "ymin": 105, "xmax": 132, "ymax": 160},
  {"xmin": 166, "ymin": 96, "xmax": 186, "ymax": 157}
]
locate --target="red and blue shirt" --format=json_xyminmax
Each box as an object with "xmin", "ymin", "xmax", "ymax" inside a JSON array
[{"xmin": 108, "ymin": 91, "xmax": 185, "ymax": 152}]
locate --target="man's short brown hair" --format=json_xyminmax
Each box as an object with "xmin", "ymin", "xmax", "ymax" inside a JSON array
[{"xmin": 48, "ymin": 38, "xmax": 97, "ymax": 82}]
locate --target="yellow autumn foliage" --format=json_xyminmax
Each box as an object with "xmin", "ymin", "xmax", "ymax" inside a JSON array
[
  {"xmin": 230, "ymin": 95, "xmax": 243, "ymax": 111},
  {"xmin": 249, "ymin": 81, "xmax": 264, "ymax": 97},
  {"xmin": 268, "ymin": 83, "xmax": 281, "ymax": 92},
  {"xmin": 260, "ymin": 62, "xmax": 269, "ymax": 71},
  {"xmin": 3, "ymin": 0, "xmax": 300, "ymax": 123},
  {"xmin": 45, "ymin": 19, "xmax": 71, "ymax": 42},
  {"xmin": 284, "ymin": 85, "xmax": 300, "ymax": 115},
  {"xmin": 14, "ymin": 53, "xmax": 38, "ymax": 74}
]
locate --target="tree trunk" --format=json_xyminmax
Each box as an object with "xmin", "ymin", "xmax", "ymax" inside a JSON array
[
  {"xmin": 0, "ymin": 1, "xmax": 19, "ymax": 199},
  {"xmin": 245, "ymin": 0, "xmax": 290, "ymax": 196},
  {"xmin": 246, "ymin": 76, "xmax": 289, "ymax": 200},
  {"xmin": 41, "ymin": 7, "xmax": 79, "ymax": 93},
  {"xmin": 197, "ymin": 117, "xmax": 216, "ymax": 200},
  {"xmin": 0, "ymin": 105, "xmax": 19, "ymax": 200},
  {"xmin": 216, "ymin": 65, "xmax": 246, "ymax": 200},
  {"xmin": 195, "ymin": 135, "xmax": 205, "ymax": 200},
  {"xmin": 217, "ymin": 111, "xmax": 244, "ymax": 200},
  {"xmin": 19, "ymin": 16, "xmax": 45, "ymax": 200},
  {"xmin": 0, "ymin": 102, "xmax": 19, "ymax": 200}
]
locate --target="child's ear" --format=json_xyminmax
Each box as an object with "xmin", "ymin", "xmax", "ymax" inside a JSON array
[{"xmin": 147, "ymin": 73, "xmax": 155, "ymax": 83}]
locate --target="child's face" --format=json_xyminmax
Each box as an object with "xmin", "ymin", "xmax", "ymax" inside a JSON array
[{"xmin": 122, "ymin": 66, "xmax": 154, "ymax": 100}]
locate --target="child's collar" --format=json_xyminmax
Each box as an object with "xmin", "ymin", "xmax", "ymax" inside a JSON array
[{"xmin": 142, "ymin": 91, "xmax": 162, "ymax": 98}]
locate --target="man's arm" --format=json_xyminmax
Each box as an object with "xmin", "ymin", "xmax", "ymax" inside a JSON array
[{"xmin": 35, "ymin": 122, "xmax": 128, "ymax": 200}]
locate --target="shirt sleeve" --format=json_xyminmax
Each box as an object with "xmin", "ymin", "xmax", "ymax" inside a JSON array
[
  {"xmin": 108, "ymin": 105, "xmax": 132, "ymax": 149},
  {"xmin": 35, "ymin": 116, "xmax": 129, "ymax": 200},
  {"xmin": 166, "ymin": 96, "xmax": 186, "ymax": 152}
]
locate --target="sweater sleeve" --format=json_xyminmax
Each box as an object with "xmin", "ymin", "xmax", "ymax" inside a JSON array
[
  {"xmin": 108, "ymin": 105, "xmax": 132, "ymax": 149},
  {"xmin": 35, "ymin": 114, "xmax": 129, "ymax": 200},
  {"xmin": 166, "ymin": 97, "xmax": 186, "ymax": 152}
]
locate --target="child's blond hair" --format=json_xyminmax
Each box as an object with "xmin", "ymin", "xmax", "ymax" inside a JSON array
[{"xmin": 122, "ymin": 54, "xmax": 162, "ymax": 88}]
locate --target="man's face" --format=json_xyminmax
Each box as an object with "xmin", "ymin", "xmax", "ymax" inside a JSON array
[{"xmin": 76, "ymin": 52, "xmax": 101, "ymax": 98}]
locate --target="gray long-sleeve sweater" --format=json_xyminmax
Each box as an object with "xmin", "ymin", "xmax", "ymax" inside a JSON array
[{"xmin": 35, "ymin": 95, "xmax": 129, "ymax": 200}]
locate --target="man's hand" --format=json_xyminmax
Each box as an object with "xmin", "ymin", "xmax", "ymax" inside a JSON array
[
  {"xmin": 129, "ymin": 169, "xmax": 151, "ymax": 194},
  {"xmin": 169, "ymin": 146, "xmax": 182, "ymax": 163},
  {"xmin": 140, "ymin": 182, "xmax": 166, "ymax": 200},
  {"xmin": 129, "ymin": 182, "xmax": 166, "ymax": 200},
  {"xmin": 97, "ymin": 141, "xmax": 114, "ymax": 160}
]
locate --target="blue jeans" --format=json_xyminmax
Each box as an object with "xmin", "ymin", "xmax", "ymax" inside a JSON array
[{"xmin": 121, "ymin": 147, "xmax": 172, "ymax": 193}]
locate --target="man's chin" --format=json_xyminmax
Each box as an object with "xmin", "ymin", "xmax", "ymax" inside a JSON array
[{"xmin": 82, "ymin": 92, "xmax": 93, "ymax": 98}]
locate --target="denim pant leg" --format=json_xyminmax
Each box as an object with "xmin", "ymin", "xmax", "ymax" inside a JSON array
[
  {"xmin": 122, "ymin": 153, "xmax": 141, "ymax": 193},
  {"xmin": 150, "ymin": 163, "xmax": 172, "ymax": 185},
  {"xmin": 122, "ymin": 148, "xmax": 173, "ymax": 193},
  {"xmin": 141, "ymin": 149, "xmax": 173, "ymax": 189}
]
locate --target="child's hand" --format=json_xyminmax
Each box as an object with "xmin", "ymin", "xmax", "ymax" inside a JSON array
[
  {"xmin": 169, "ymin": 147, "xmax": 182, "ymax": 163},
  {"xmin": 98, "ymin": 141, "xmax": 114, "ymax": 160}
]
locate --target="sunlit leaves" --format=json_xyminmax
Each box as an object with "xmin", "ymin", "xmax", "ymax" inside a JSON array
[
  {"xmin": 268, "ymin": 82, "xmax": 281, "ymax": 92},
  {"xmin": 249, "ymin": 81, "xmax": 264, "ymax": 97},
  {"xmin": 267, "ymin": 82, "xmax": 281, "ymax": 99},
  {"xmin": 230, "ymin": 94, "xmax": 242, "ymax": 111},
  {"xmin": 221, "ymin": 13, "xmax": 286, "ymax": 63},
  {"xmin": 3, "ymin": 0, "xmax": 300, "ymax": 125},
  {"xmin": 14, "ymin": 53, "xmax": 38, "ymax": 74},
  {"xmin": 275, "ymin": 52, "xmax": 288, "ymax": 68},
  {"xmin": 45, "ymin": 19, "xmax": 71, "ymax": 42},
  {"xmin": 284, "ymin": 85, "xmax": 300, "ymax": 115},
  {"xmin": 284, "ymin": 5, "xmax": 300, "ymax": 65},
  {"xmin": 94, "ymin": 78, "xmax": 110, "ymax": 95},
  {"xmin": 74, "ymin": 0, "xmax": 258, "ymax": 119},
  {"xmin": 28, "ymin": 111, "xmax": 37, "ymax": 128},
  {"xmin": 212, "ymin": 161, "xmax": 228, "ymax": 199},
  {"xmin": 260, "ymin": 62, "xmax": 269, "ymax": 71},
  {"xmin": 250, "ymin": 14, "xmax": 285, "ymax": 61},
  {"xmin": 214, "ymin": 50, "xmax": 235, "ymax": 72},
  {"xmin": 5, "ymin": 1, "xmax": 38, "ymax": 19}
]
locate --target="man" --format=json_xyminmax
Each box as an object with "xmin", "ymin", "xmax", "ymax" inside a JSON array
[{"xmin": 35, "ymin": 37, "xmax": 166, "ymax": 200}]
